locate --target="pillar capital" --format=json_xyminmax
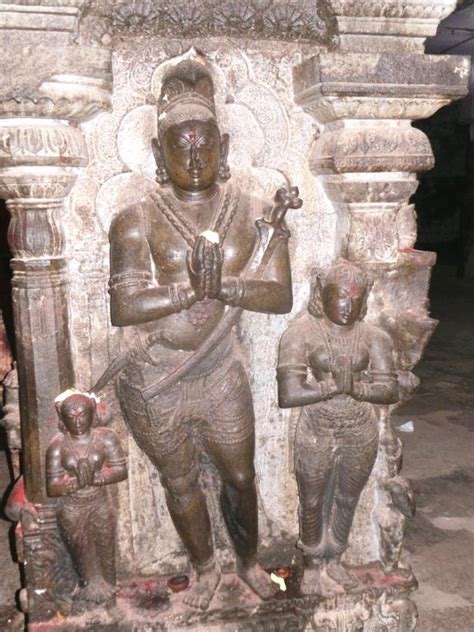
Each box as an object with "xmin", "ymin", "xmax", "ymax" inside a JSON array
[
  {"xmin": 293, "ymin": 50, "xmax": 470, "ymax": 263},
  {"xmin": 326, "ymin": 0, "xmax": 458, "ymax": 52},
  {"xmin": 294, "ymin": 51, "xmax": 470, "ymax": 123}
]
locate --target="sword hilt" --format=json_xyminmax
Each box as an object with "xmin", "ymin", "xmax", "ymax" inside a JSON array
[{"xmin": 268, "ymin": 185, "xmax": 303, "ymax": 226}]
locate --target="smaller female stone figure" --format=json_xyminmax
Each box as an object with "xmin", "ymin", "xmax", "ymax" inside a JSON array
[
  {"xmin": 277, "ymin": 261, "xmax": 399, "ymax": 594},
  {"xmin": 46, "ymin": 392, "xmax": 127, "ymax": 604}
]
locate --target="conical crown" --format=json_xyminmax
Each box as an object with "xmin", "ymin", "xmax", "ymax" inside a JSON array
[
  {"xmin": 159, "ymin": 57, "xmax": 215, "ymax": 112},
  {"xmin": 158, "ymin": 57, "xmax": 217, "ymax": 134}
]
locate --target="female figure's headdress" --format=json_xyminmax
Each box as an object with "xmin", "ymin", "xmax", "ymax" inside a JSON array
[
  {"xmin": 308, "ymin": 260, "xmax": 371, "ymax": 318},
  {"xmin": 54, "ymin": 389, "xmax": 111, "ymax": 432}
]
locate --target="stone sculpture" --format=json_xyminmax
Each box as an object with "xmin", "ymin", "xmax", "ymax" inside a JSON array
[
  {"xmin": 1, "ymin": 363, "xmax": 21, "ymax": 478},
  {"xmin": 0, "ymin": 0, "xmax": 468, "ymax": 627},
  {"xmin": 377, "ymin": 410, "xmax": 416, "ymax": 575},
  {"xmin": 277, "ymin": 260, "xmax": 399, "ymax": 595},
  {"xmin": 99, "ymin": 55, "xmax": 301, "ymax": 611},
  {"xmin": 46, "ymin": 391, "xmax": 127, "ymax": 605}
]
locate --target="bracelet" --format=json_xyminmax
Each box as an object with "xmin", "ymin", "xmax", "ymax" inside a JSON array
[
  {"xmin": 225, "ymin": 278, "xmax": 246, "ymax": 307},
  {"xmin": 320, "ymin": 381, "xmax": 330, "ymax": 399},
  {"xmin": 169, "ymin": 283, "xmax": 193, "ymax": 312},
  {"xmin": 68, "ymin": 478, "xmax": 78, "ymax": 493},
  {"xmin": 353, "ymin": 383, "xmax": 368, "ymax": 400}
]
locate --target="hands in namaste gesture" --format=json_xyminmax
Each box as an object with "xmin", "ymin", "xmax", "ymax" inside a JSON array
[
  {"xmin": 187, "ymin": 234, "xmax": 224, "ymax": 301},
  {"xmin": 186, "ymin": 185, "xmax": 302, "ymax": 302},
  {"xmin": 331, "ymin": 356, "xmax": 354, "ymax": 396}
]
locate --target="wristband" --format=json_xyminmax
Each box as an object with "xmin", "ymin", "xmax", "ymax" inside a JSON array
[{"xmin": 169, "ymin": 283, "xmax": 193, "ymax": 312}]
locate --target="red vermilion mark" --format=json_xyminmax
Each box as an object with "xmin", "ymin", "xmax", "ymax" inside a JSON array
[
  {"xmin": 167, "ymin": 575, "xmax": 189, "ymax": 593},
  {"xmin": 96, "ymin": 401, "xmax": 113, "ymax": 425},
  {"xmin": 6, "ymin": 476, "xmax": 26, "ymax": 521},
  {"xmin": 97, "ymin": 402, "xmax": 108, "ymax": 416},
  {"xmin": 380, "ymin": 573, "xmax": 409, "ymax": 587}
]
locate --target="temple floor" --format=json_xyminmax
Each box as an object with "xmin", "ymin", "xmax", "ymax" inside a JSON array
[
  {"xmin": 392, "ymin": 264, "xmax": 474, "ymax": 631},
  {"xmin": 0, "ymin": 264, "xmax": 472, "ymax": 631}
]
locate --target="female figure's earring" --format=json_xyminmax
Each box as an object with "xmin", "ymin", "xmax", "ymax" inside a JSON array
[
  {"xmin": 151, "ymin": 138, "xmax": 169, "ymax": 186},
  {"xmin": 218, "ymin": 160, "xmax": 231, "ymax": 182},
  {"xmin": 218, "ymin": 133, "xmax": 231, "ymax": 182}
]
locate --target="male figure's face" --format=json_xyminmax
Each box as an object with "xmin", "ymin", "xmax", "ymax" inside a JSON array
[
  {"xmin": 160, "ymin": 119, "xmax": 222, "ymax": 193},
  {"xmin": 322, "ymin": 282, "xmax": 366, "ymax": 326}
]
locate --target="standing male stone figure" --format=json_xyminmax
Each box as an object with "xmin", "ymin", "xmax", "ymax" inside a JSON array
[{"xmin": 106, "ymin": 56, "xmax": 301, "ymax": 610}]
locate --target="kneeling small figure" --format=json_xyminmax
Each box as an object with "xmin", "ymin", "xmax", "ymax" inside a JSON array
[{"xmin": 46, "ymin": 392, "xmax": 128, "ymax": 605}]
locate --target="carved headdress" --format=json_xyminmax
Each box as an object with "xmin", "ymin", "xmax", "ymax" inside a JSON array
[
  {"xmin": 158, "ymin": 57, "xmax": 217, "ymax": 135},
  {"xmin": 320, "ymin": 260, "xmax": 369, "ymax": 291},
  {"xmin": 308, "ymin": 260, "xmax": 371, "ymax": 318}
]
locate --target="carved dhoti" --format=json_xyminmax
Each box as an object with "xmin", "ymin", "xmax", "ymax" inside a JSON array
[
  {"xmin": 295, "ymin": 397, "xmax": 378, "ymax": 558},
  {"xmin": 117, "ymin": 336, "xmax": 255, "ymax": 463}
]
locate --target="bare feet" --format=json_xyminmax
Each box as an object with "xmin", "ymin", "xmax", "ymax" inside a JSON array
[
  {"xmin": 300, "ymin": 562, "xmax": 324, "ymax": 596},
  {"xmin": 326, "ymin": 559, "xmax": 359, "ymax": 591},
  {"xmin": 81, "ymin": 578, "xmax": 116, "ymax": 604},
  {"xmin": 237, "ymin": 561, "xmax": 276, "ymax": 599},
  {"xmin": 184, "ymin": 558, "xmax": 221, "ymax": 611},
  {"xmin": 300, "ymin": 557, "xmax": 352, "ymax": 596}
]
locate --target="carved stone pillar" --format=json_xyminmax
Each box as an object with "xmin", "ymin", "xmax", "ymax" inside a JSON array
[
  {"xmin": 294, "ymin": 51, "xmax": 468, "ymax": 265},
  {"xmin": 0, "ymin": 121, "xmax": 86, "ymax": 502},
  {"xmin": 0, "ymin": 4, "xmax": 112, "ymax": 617}
]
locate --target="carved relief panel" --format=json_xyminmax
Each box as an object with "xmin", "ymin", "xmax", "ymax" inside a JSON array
[{"xmin": 66, "ymin": 40, "xmax": 336, "ymax": 576}]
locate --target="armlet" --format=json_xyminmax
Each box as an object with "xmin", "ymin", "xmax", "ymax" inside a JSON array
[
  {"xmin": 107, "ymin": 456, "xmax": 127, "ymax": 467},
  {"xmin": 369, "ymin": 370, "xmax": 398, "ymax": 382},
  {"xmin": 109, "ymin": 270, "xmax": 153, "ymax": 292},
  {"xmin": 46, "ymin": 465, "xmax": 66, "ymax": 478},
  {"xmin": 276, "ymin": 363, "xmax": 307, "ymax": 377}
]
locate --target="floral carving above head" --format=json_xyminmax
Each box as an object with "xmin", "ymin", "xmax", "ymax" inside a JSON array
[{"xmin": 102, "ymin": 0, "xmax": 331, "ymax": 43}]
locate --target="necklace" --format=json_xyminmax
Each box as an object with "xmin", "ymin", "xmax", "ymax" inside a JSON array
[
  {"xmin": 315, "ymin": 319, "xmax": 361, "ymax": 371},
  {"xmin": 64, "ymin": 431, "xmax": 94, "ymax": 461},
  {"xmin": 150, "ymin": 184, "xmax": 240, "ymax": 248}
]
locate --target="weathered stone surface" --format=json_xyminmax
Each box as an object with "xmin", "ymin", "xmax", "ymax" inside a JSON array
[
  {"xmin": 310, "ymin": 126, "xmax": 434, "ymax": 174},
  {"xmin": 295, "ymin": 52, "xmax": 470, "ymax": 96},
  {"xmin": 0, "ymin": 0, "xmax": 468, "ymax": 628},
  {"xmin": 27, "ymin": 573, "xmax": 418, "ymax": 631},
  {"xmin": 0, "ymin": 1, "xmax": 84, "ymax": 35},
  {"xmin": 326, "ymin": 0, "xmax": 458, "ymax": 52},
  {"xmin": 77, "ymin": 0, "xmax": 336, "ymax": 45},
  {"xmin": 0, "ymin": 44, "xmax": 112, "ymax": 117},
  {"xmin": 293, "ymin": 49, "xmax": 469, "ymax": 268}
]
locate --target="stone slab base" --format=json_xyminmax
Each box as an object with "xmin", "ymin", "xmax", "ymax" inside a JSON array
[{"xmin": 29, "ymin": 564, "xmax": 417, "ymax": 631}]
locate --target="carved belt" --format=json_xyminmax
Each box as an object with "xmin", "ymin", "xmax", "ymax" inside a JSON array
[{"xmin": 60, "ymin": 487, "xmax": 105, "ymax": 505}]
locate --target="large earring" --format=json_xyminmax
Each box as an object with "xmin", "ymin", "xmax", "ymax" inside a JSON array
[
  {"xmin": 151, "ymin": 138, "xmax": 169, "ymax": 186},
  {"xmin": 218, "ymin": 133, "xmax": 231, "ymax": 182}
]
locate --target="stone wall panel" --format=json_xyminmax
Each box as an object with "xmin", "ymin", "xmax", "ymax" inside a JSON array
[{"xmin": 0, "ymin": 0, "xmax": 468, "ymax": 627}]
